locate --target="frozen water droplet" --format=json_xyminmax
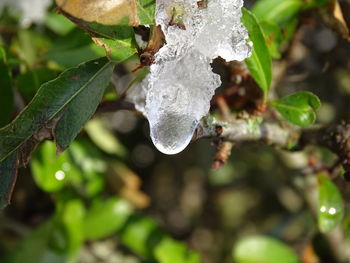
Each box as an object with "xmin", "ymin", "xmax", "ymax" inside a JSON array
[
  {"xmin": 150, "ymin": 113, "xmax": 198, "ymax": 154},
  {"xmin": 128, "ymin": 0, "xmax": 251, "ymax": 154}
]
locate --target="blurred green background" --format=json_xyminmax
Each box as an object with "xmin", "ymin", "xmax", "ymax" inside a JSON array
[{"xmin": 1, "ymin": 0, "xmax": 350, "ymax": 263}]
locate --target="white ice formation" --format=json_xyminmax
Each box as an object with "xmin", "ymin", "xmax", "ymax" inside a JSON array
[
  {"xmin": 128, "ymin": 0, "xmax": 251, "ymax": 154},
  {"xmin": 0, "ymin": 0, "xmax": 52, "ymax": 27}
]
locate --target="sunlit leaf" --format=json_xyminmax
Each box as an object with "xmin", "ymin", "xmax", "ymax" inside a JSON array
[
  {"xmin": 317, "ymin": 173, "xmax": 344, "ymax": 233},
  {"xmin": 252, "ymin": 0, "xmax": 302, "ymax": 25},
  {"xmin": 84, "ymin": 198, "xmax": 133, "ymax": 240},
  {"xmin": 155, "ymin": 238, "xmax": 200, "ymax": 263},
  {"xmin": 31, "ymin": 141, "xmax": 79, "ymax": 192},
  {"xmin": 85, "ymin": 118, "xmax": 127, "ymax": 157},
  {"xmin": 233, "ymin": 236, "xmax": 299, "ymax": 263},
  {"xmin": 242, "ymin": 8, "xmax": 272, "ymax": 98}
]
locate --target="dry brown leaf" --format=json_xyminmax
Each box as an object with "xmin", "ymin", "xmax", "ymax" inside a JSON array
[
  {"xmin": 320, "ymin": 0, "xmax": 350, "ymax": 41},
  {"xmin": 55, "ymin": 0, "xmax": 139, "ymax": 26}
]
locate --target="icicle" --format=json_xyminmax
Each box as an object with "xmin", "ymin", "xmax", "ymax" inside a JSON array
[{"xmin": 129, "ymin": 0, "xmax": 251, "ymax": 154}]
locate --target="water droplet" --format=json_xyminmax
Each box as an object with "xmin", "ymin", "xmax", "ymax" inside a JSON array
[
  {"xmin": 150, "ymin": 114, "xmax": 198, "ymax": 155},
  {"xmin": 55, "ymin": 170, "xmax": 65, "ymax": 181},
  {"xmin": 329, "ymin": 207, "xmax": 337, "ymax": 215}
]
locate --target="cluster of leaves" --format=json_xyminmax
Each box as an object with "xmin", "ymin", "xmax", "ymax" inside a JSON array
[{"xmin": 0, "ymin": 0, "xmax": 349, "ymax": 262}]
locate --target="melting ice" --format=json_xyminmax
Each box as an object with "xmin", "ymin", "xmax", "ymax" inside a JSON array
[{"xmin": 128, "ymin": 0, "xmax": 251, "ymax": 154}]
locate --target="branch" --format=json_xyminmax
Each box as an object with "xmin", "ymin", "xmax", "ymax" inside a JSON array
[
  {"xmin": 194, "ymin": 117, "xmax": 300, "ymax": 149},
  {"xmin": 194, "ymin": 117, "xmax": 350, "ymax": 172}
]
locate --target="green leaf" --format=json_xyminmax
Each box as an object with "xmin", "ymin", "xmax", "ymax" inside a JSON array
[
  {"xmin": 5, "ymin": 220, "xmax": 67, "ymax": 263},
  {"xmin": 252, "ymin": 0, "xmax": 302, "ymax": 25},
  {"xmin": 0, "ymin": 57, "xmax": 115, "ymax": 162},
  {"xmin": 31, "ymin": 141, "xmax": 78, "ymax": 193},
  {"xmin": 46, "ymin": 28, "xmax": 102, "ymax": 68},
  {"xmin": 45, "ymin": 12, "xmax": 75, "ymax": 36},
  {"xmin": 84, "ymin": 198, "xmax": 133, "ymax": 240},
  {"xmin": 85, "ymin": 118, "xmax": 127, "ymax": 158},
  {"xmin": 0, "ymin": 152, "xmax": 18, "ymax": 209},
  {"xmin": 16, "ymin": 68, "xmax": 57, "ymax": 102},
  {"xmin": 63, "ymin": 22, "xmax": 137, "ymax": 62},
  {"xmin": 137, "ymin": 0, "xmax": 156, "ymax": 25},
  {"xmin": 233, "ymin": 236, "xmax": 299, "ymax": 263},
  {"xmin": 260, "ymin": 21, "xmax": 284, "ymax": 59},
  {"xmin": 56, "ymin": 199, "xmax": 86, "ymax": 258},
  {"xmin": 0, "ymin": 47, "xmax": 14, "ymax": 127},
  {"xmin": 270, "ymin": 91, "xmax": 321, "ymax": 126},
  {"xmin": 317, "ymin": 173, "xmax": 344, "ymax": 233},
  {"xmin": 155, "ymin": 238, "xmax": 200, "ymax": 263},
  {"xmin": 242, "ymin": 8, "xmax": 272, "ymax": 98},
  {"xmin": 120, "ymin": 215, "xmax": 164, "ymax": 258},
  {"xmin": 303, "ymin": 0, "xmax": 329, "ymax": 10}
]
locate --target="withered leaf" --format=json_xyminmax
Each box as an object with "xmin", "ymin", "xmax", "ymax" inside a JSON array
[
  {"xmin": 56, "ymin": 0, "xmax": 155, "ymax": 26},
  {"xmin": 320, "ymin": 0, "xmax": 350, "ymax": 41}
]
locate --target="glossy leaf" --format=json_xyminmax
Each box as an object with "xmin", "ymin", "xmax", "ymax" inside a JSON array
[
  {"xmin": 84, "ymin": 198, "xmax": 133, "ymax": 240},
  {"xmin": 0, "ymin": 47, "xmax": 14, "ymax": 127},
  {"xmin": 56, "ymin": 0, "xmax": 155, "ymax": 26},
  {"xmin": 317, "ymin": 173, "xmax": 344, "ymax": 233},
  {"xmin": 0, "ymin": 57, "xmax": 114, "ymax": 208},
  {"xmin": 242, "ymin": 8, "xmax": 272, "ymax": 98},
  {"xmin": 0, "ymin": 57, "xmax": 114, "ymax": 162},
  {"xmin": 270, "ymin": 91, "xmax": 321, "ymax": 126},
  {"xmin": 252, "ymin": 0, "xmax": 302, "ymax": 25},
  {"xmin": 31, "ymin": 141, "xmax": 79, "ymax": 192},
  {"xmin": 233, "ymin": 236, "xmax": 299, "ymax": 263}
]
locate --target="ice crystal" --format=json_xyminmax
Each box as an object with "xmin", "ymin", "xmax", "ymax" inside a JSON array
[{"xmin": 129, "ymin": 0, "xmax": 251, "ymax": 154}]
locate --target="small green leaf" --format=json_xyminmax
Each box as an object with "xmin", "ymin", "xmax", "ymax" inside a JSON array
[
  {"xmin": 233, "ymin": 236, "xmax": 299, "ymax": 263},
  {"xmin": 56, "ymin": 199, "xmax": 86, "ymax": 258},
  {"xmin": 85, "ymin": 118, "xmax": 127, "ymax": 158},
  {"xmin": 252, "ymin": 0, "xmax": 302, "ymax": 25},
  {"xmin": 242, "ymin": 8, "xmax": 272, "ymax": 98},
  {"xmin": 155, "ymin": 238, "xmax": 200, "ymax": 263},
  {"xmin": 31, "ymin": 141, "xmax": 80, "ymax": 193},
  {"xmin": 317, "ymin": 173, "xmax": 344, "ymax": 233},
  {"xmin": 120, "ymin": 215, "xmax": 163, "ymax": 258},
  {"xmin": 84, "ymin": 198, "xmax": 133, "ymax": 240},
  {"xmin": 270, "ymin": 91, "xmax": 321, "ymax": 126}
]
